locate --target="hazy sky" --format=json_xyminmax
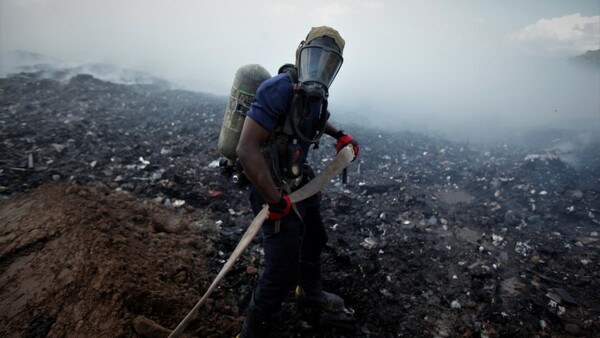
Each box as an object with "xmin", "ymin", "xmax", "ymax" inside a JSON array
[{"xmin": 1, "ymin": 0, "xmax": 599, "ymax": 137}]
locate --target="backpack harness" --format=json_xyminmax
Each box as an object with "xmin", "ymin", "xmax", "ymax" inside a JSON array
[{"xmin": 260, "ymin": 64, "xmax": 330, "ymax": 189}]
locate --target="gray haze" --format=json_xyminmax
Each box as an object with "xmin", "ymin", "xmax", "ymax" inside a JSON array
[{"xmin": 1, "ymin": 0, "xmax": 599, "ymax": 139}]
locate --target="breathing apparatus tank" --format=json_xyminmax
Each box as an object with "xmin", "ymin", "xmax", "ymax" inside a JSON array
[{"xmin": 218, "ymin": 64, "xmax": 271, "ymax": 183}]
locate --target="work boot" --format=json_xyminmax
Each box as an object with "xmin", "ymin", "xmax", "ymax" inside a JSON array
[
  {"xmin": 295, "ymin": 285, "xmax": 346, "ymax": 313},
  {"xmin": 238, "ymin": 297, "xmax": 278, "ymax": 338}
]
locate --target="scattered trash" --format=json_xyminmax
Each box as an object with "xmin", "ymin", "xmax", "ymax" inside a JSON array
[
  {"xmin": 1, "ymin": 69, "xmax": 598, "ymax": 338},
  {"xmin": 360, "ymin": 234, "xmax": 378, "ymax": 249},
  {"xmin": 492, "ymin": 234, "xmax": 504, "ymax": 247},
  {"xmin": 228, "ymin": 208, "xmax": 243, "ymax": 216},
  {"xmin": 151, "ymin": 170, "xmax": 164, "ymax": 180},
  {"xmin": 208, "ymin": 190, "xmax": 223, "ymax": 197},
  {"xmin": 380, "ymin": 288, "xmax": 393, "ymax": 298},
  {"xmin": 139, "ymin": 157, "xmax": 150, "ymax": 169},
  {"xmin": 515, "ymin": 241, "xmax": 533, "ymax": 257}
]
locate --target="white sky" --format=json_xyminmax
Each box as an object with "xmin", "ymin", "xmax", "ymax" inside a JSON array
[{"xmin": 1, "ymin": 0, "xmax": 599, "ymax": 137}]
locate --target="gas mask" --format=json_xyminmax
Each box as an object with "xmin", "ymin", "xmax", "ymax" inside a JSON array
[{"xmin": 298, "ymin": 37, "xmax": 343, "ymax": 101}]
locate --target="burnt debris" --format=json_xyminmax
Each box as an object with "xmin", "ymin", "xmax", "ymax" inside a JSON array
[{"xmin": 1, "ymin": 72, "xmax": 599, "ymax": 337}]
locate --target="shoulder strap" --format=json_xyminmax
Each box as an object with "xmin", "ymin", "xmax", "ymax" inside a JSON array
[
  {"xmin": 278, "ymin": 63, "xmax": 298, "ymax": 84},
  {"xmin": 271, "ymin": 64, "xmax": 298, "ymax": 137},
  {"xmin": 272, "ymin": 63, "xmax": 328, "ymax": 148}
]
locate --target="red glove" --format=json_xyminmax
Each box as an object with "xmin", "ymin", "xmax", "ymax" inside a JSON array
[
  {"xmin": 335, "ymin": 132, "xmax": 359, "ymax": 160},
  {"xmin": 267, "ymin": 194, "xmax": 292, "ymax": 220}
]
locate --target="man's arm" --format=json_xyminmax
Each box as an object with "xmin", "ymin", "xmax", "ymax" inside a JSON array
[
  {"xmin": 236, "ymin": 117, "xmax": 281, "ymax": 204},
  {"xmin": 324, "ymin": 122, "xmax": 342, "ymax": 138}
]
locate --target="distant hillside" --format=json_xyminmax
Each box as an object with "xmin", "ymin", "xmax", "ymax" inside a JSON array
[
  {"xmin": 572, "ymin": 49, "xmax": 600, "ymax": 67},
  {"xmin": 0, "ymin": 50, "xmax": 172, "ymax": 89}
]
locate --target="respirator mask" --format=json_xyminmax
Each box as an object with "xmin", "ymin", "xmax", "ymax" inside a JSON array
[{"xmin": 298, "ymin": 37, "xmax": 343, "ymax": 100}]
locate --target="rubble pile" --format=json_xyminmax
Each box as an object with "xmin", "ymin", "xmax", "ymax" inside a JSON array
[
  {"xmin": 0, "ymin": 73, "xmax": 228, "ymax": 208},
  {"xmin": 1, "ymin": 73, "xmax": 599, "ymax": 337}
]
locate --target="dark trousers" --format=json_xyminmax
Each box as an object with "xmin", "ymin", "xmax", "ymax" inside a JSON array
[{"xmin": 249, "ymin": 187, "xmax": 328, "ymax": 314}]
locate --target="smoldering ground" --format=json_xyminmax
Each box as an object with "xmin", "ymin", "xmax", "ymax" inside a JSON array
[{"xmin": 1, "ymin": 67, "xmax": 599, "ymax": 337}]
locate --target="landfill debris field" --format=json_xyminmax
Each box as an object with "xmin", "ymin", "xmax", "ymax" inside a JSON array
[{"xmin": 1, "ymin": 72, "xmax": 599, "ymax": 338}]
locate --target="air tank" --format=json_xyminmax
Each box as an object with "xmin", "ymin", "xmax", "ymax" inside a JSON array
[{"xmin": 218, "ymin": 64, "xmax": 271, "ymax": 164}]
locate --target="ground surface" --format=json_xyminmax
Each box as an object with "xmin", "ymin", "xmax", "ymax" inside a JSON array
[{"xmin": 1, "ymin": 73, "xmax": 599, "ymax": 337}]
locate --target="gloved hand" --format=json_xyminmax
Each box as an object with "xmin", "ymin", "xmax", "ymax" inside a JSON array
[
  {"xmin": 334, "ymin": 131, "xmax": 359, "ymax": 160},
  {"xmin": 267, "ymin": 193, "xmax": 292, "ymax": 220}
]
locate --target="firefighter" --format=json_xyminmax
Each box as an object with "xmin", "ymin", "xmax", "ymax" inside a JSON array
[{"xmin": 236, "ymin": 26, "xmax": 359, "ymax": 337}]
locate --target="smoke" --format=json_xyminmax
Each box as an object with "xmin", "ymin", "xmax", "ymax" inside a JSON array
[
  {"xmin": 332, "ymin": 53, "xmax": 600, "ymax": 141},
  {"xmin": 1, "ymin": 0, "xmax": 598, "ymax": 142},
  {"xmin": 327, "ymin": 9, "xmax": 600, "ymax": 141}
]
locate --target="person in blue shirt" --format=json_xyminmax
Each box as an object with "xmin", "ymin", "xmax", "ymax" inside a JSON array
[{"xmin": 236, "ymin": 26, "xmax": 359, "ymax": 337}]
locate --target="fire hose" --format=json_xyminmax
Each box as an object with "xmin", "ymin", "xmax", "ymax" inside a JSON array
[{"xmin": 168, "ymin": 146, "xmax": 355, "ymax": 337}]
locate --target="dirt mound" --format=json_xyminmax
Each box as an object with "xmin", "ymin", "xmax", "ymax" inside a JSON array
[{"xmin": 0, "ymin": 182, "xmax": 240, "ymax": 337}]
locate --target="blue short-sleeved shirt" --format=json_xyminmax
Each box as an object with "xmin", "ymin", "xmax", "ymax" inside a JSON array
[{"xmin": 247, "ymin": 73, "xmax": 324, "ymax": 164}]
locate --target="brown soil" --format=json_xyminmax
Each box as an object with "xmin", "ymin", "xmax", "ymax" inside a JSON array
[{"xmin": 0, "ymin": 182, "xmax": 240, "ymax": 338}]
